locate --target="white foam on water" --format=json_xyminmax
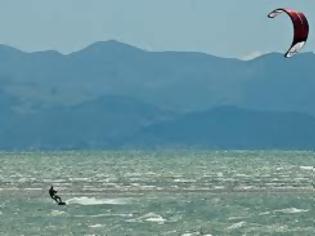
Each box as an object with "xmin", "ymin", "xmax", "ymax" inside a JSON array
[
  {"xmin": 259, "ymin": 211, "xmax": 271, "ymax": 216},
  {"xmin": 75, "ymin": 213, "xmax": 108, "ymax": 218},
  {"xmin": 88, "ymin": 224, "xmax": 104, "ymax": 228},
  {"xmin": 228, "ymin": 216, "xmax": 249, "ymax": 221},
  {"xmin": 173, "ymin": 179, "xmax": 196, "ymax": 183},
  {"xmin": 217, "ymin": 172, "xmax": 224, "ymax": 177},
  {"xmin": 235, "ymin": 173, "xmax": 249, "ymax": 177},
  {"xmin": 127, "ymin": 212, "xmax": 167, "ymax": 224},
  {"xmin": 69, "ymin": 177, "xmax": 91, "ymax": 181},
  {"xmin": 145, "ymin": 217, "xmax": 165, "ymax": 223},
  {"xmin": 140, "ymin": 212, "xmax": 167, "ymax": 224},
  {"xmin": 274, "ymin": 208, "xmax": 309, "ymax": 214},
  {"xmin": 3, "ymin": 187, "xmax": 19, "ymax": 191},
  {"xmin": 227, "ymin": 221, "xmax": 247, "ymax": 230},
  {"xmin": 181, "ymin": 233, "xmax": 199, "ymax": 236},
  {"xmin": 23, "ymin": 188, "xmax": 43, "ymax": 191},
  {"xmin": 214, "ymin": 186, "xmax": 225, "ymax": 190},
  {"xmin": 66, "ymin": 197, "xmax": 129, "ymax": 206},
  {"xmin": 272, "ymin": 225, "xmax": 289, "ymax": 233},
  {"xmin": 17, "ymin": 177, "xmax": 29, "ymax": 183},
  {"xmin": 50, "ymin": 210, "xmax": 66, "ymax": 216},
  {"xmin": 103, "ymin": 183, "xmax": 121, "ymax": 188},
  {"xmin": 300, "ymin": 166, "xmax": 313, "ymax": 171},
  {"xmin": 43, "ymin": 179, "xmax": 67, "ymax": 183},
  {"xmin": 165, "ymin": 230, "xmax": 177, "ymax": 235},
  {"xmin": 110, "ymin": 213, "xmax": 133, "ymax": 217},
  {"xmin": 236, "ymin": 186, "xmax": 255, "ymax": 190},
  {"xmin": 76, "ymin": 213, "xmax": 133, "ymax": 218},
  {"xmin": 142, "ymin": 185, "xmax": 156, "ymax": 189},
  {"xmin": 181, "ymin": 232, "xmax": 210, "ymax": 236}
]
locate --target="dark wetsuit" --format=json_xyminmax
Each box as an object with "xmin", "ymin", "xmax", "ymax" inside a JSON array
[{"xmin": 49, "ymin": 186, "xmax": 62, "ymax": 203}]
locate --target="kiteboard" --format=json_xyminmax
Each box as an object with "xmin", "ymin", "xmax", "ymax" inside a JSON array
[{"xmin": 58, "ymin": 201, "xmax": 66, "ymax": 206}]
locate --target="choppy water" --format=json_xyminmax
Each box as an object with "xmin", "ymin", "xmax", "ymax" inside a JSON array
[{"xmin": 0, "ymin": 151, "xmax": 314, "ymax": 235}]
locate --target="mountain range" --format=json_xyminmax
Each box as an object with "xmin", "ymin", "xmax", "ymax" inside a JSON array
[{"xmin": 0, "ymin": 40, "xmax": 314, "ymax": 150}]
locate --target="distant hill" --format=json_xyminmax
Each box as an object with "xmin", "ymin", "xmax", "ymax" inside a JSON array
[
  {"xmin": 0, "ymin": 95, "xmax": 175, "ymax": 149},
  {"xmin": 0, "ymin": 41, "xmax": 315, "ymax": 150},
  {"xmin": 127, "ymin": 106, "xmax": 315, "ymax": 150}
]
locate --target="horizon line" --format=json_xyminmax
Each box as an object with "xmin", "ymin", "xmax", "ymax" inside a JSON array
[{"xmin": 0, "ymin": 40, "xmax": 313, "ymax": 61}]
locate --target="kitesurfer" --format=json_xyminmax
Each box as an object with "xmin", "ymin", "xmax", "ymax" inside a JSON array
[{"xmin": 49, "ymin": 185, "xmax": 63, "ymax": 204}]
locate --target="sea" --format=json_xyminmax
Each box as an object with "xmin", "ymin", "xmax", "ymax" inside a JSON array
[{"xmin": 0, "ymin": 150, "xmax": 314, "ymax": 236}]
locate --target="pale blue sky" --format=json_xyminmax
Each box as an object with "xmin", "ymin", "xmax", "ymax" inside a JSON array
[{"xmin": 0, "ymin": 0, "xmax": 313, "ymax": 58}]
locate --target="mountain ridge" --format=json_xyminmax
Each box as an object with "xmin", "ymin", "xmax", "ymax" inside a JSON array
[{"xmin": 0, "ymin": 41, "xmax": 314, "ymax": 149}]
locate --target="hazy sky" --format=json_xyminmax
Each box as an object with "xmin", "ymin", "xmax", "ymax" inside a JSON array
[{"xmin": 0, "ymin": 0, "xmax": 313, "ymax": 58}]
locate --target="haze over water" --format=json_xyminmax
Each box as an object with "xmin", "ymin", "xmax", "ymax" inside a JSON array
[{"xmin": 0, "ymin": 150, "xmax": 314, "ymax": 235}]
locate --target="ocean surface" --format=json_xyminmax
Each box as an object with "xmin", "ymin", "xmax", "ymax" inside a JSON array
[{"xmin": 0, "ymin": 150, "xmax": 314, "ymax": 235}]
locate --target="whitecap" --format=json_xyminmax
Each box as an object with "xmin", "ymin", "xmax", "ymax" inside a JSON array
[
  {"xmin": 300, "ymin": 166, "xmax": 313, "ymax": 171},
  {"xmin": 4, "ymin": 187, "xmax": 19, "ymax": 191},
  {"xmin": 127, "ymin": 212, "xmax": 167, "ymax": 224},
  {"xmin": 165, "ymin": 230, "xmax": 177, "ymax": 235},
  {"xmin": 236, "ymin": 186, "xmax": 254, "ymax": 190},
  {"xmin": 69, "ymin": 177, "xmax": 90, "ymax": 181},
  {"xmin": 181, "ymin": 232, "xmax": 212, "ymax": 236},
  {"xmin": 259, "ymin": 211, "xmax": 270, "ymax": 216},
  {"xmin": 142, "ymin": 185, "xmax": 156, "ymax": 189},
  {"xmin": 227, "ymin": 221, "xmax": 247, "ymax": 230},
  {"xmin": 88, "ymin": 224, "xmax": 104, "ymax": 228},
  {"xmin": 139, "ymin": 213, "xmax": 167, "ymax": 224},
  {"xmin": 110, "ymin": 213, "xmax": 133, "ymax": 217},
  {"xmin": 145, "ymin": 216, "xmax": 165, "ymax": 223},
  {"xmin": 181, "ymin": 233, "xmax": 200, "ymax": 236},
  {"xmin": 173, "ymin": 179, "xmax": 196, "ymax": 183},
  {"xmin": 274, "ymin": 208, "xmax": 309, "ymax": 214},
  {"xmin": 217, "ymin": 172, "xmax": 224, "ymax": 177},
  {"xmin": 23, "ymin": 188, "xmax": 43, "ymax": 191},
  {"xmin": 235, "ymin": 173, "xmax": 249, "ymax": 177},
  {"xmin": 65, "ymin": 197, "xmax": 129, "ymax": 206},
  {"xmin": 77, "ymin": 213, "xmax": 133, "ymax": 218},
  {"xmin": 43, "ymin": 179, "xmax": 67, "ymax": 183},
  {"xmin": 214, "ymin": 186, "xmax": 225, "ymax": 190},
  {"xmin": 51, "ymin": 210, "xmax": 66, "ymax": 216},
  {"xmin": 228, "ymin": 216, "xmax": 249, "ymax": 220},
  {"xmin": 17, "ymin": 178, "xmax": 29, "ymax": 183}
]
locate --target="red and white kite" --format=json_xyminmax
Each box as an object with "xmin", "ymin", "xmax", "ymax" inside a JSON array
[{"xmin": 268, "ymin": 8, "xmax": 309, "ymax": 58}]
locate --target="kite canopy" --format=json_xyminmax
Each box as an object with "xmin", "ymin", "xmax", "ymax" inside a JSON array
[{"xmin": 268, "ymin": 8, "xmax": 309, "ymax": 58}]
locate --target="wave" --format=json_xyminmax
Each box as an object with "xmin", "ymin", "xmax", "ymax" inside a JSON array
[
  {"xmin": 274, "ymin": 208, "xmax": 309, "ymax": 214},
  {"xmin": 181, "ymin": 233, "xmax": 213, "ymax": 236},
  {"xmin": 88, "ymin": 224, "xmax": 104, "ymax": 228},
  {"xmin": 127, "ymin": 212, "xmax": 167, "ymax": 224},
  {"xmin": 300, "ymin": 166, "xmax": 313, "ymax": 171},
  {"xmin": 50, "ymin": 210, "xmax": 66, "ymax": 216},
  {"xmin": 227, "ymin": 221, "xmax": 247, "ymax": 230}
]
